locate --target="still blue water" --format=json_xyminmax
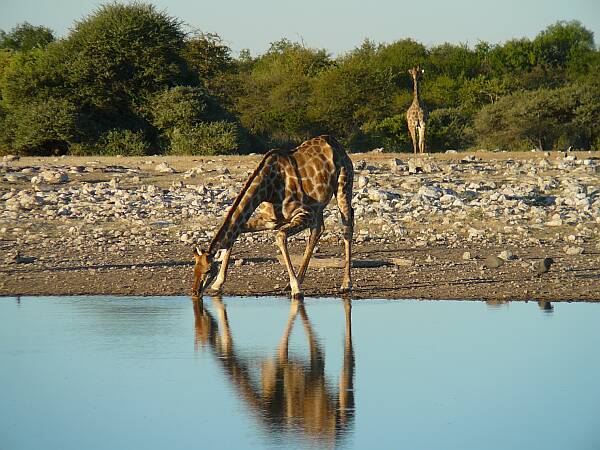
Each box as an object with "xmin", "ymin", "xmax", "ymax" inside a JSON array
[{"xmin": 1, "ymin": 296, "xmax": 598, "ymax": 450}]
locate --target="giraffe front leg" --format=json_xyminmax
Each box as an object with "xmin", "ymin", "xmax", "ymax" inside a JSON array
[
  {"xmin": 276, "ymin": 231, "xmax": 301, "ymax": 298},
  {"xmin": 276, "ymin": 212, "xmax": 311, "ymax": 299},
  {"xmin": 409, "ymin": 124, "xmax": 418, "ymax": 155},
  {"xmin": 210, "ymin": 247, "xmax": 232, "ymax": 293},
  {"xmin": 296, "ymin": 219, "xmax": 324, "ymax": 285}
]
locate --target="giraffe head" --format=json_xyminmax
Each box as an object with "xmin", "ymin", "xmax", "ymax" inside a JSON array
[
  {"xmin": 408, "ymin": 66, "xmax": 424, "ymax": 81},
  {"xmin": 192, "ymin": 246, "xmax": 217, "ymax": 296}
]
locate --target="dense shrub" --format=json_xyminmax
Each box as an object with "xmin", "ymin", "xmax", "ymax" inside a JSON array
[
  {"xmin": 169, "ymin": 122, "xmax": 239, "ymax": 155},
  {"xmin": 360, "ymin": 115, "xmax": 411, "ymax": 152},
  {"xmin": 427, "ymin": 108, "xmax": 474, "ymax": 151},
  {"xmin": 2, "ymin": 98, "xmax": 78, "ymax": 155},
  {"xmin": 473, "ymin": 83, "xmax": 599, "ymax": 150},
  {"xmin": 149, "ymin": 86, "xmax": 207, "ymax": 134},
  {"xmin": 95, "ymin": 129, "xmax": 152, "ymax": 156}
]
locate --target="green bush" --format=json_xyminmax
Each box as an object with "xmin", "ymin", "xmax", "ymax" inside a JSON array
[
  {"xmin": 66, "ymin": 2, "xmax": 187, "ymax": 109},
  {"xmin": 4, "ymin": 98, "xmax": 78, "ymax": 155},
  {"xmin": 360, "ymin": 115, "xmax": 411, "ymax": 152},
  {"xmin": 473, "ymin": 84, "xmax": 596, "ymax": 150},
  {"xmin": 428, "ymin": 108, "xmax": 474, "ymax": 151},
  {"xmin": 169, "ymin": 121, "xmax": 239, "ymax": 155},
  {"xmin": 95, "ymin": 129, "xmax": 152, "ymax": 156},
  {"xmin": 149, "ymin": 86, "xmax": 206, "ymax": 134}
]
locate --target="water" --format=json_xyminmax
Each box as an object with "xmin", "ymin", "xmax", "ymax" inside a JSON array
[{"xmin": 1, "ymin": 296, "xmax": 599, "ymax": 450}]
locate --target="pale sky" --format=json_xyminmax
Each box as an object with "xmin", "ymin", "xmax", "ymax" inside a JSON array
[{"xmin": 1, "ymin": 0, "xmax": 599, "ymax": 56}]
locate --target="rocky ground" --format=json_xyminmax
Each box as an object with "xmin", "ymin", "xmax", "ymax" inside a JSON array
[{"xmin": 1, "ymin": 149, "xmax": 599, "ymax": 302}]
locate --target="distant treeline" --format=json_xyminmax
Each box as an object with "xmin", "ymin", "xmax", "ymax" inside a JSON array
[{"xmin": 1, "ymin": 3, "xmax": 599, "ymax": 155}]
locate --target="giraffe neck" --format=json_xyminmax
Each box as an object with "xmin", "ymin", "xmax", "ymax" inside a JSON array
[
  {"xmin": 412, "ymin": 76, "xmax": 420, "ymax": 105},
  {"xmin": 207, "ymin": 160, "xmax": 272, "ymax": 254}
]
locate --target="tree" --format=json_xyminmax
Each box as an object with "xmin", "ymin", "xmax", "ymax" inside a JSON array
[
  {"xmin": 66, "ymin": 3, "xmax": 188, "ymax": 111},
  {"xmin": 428, "ymin": 42, "xmax": 480, "ymax": 79},
  {"xmin": 183, "ymin": 32, "xmax": 234, "ymax": 100},
  {"xmin": 474, "ymin": 85, "xmax": 585, "ymax": 150},
  {"xmin": 309, "ymin": 40, "xmax": 397, "ymax": 149},
  {"xmin": 0, "ymin": 22, "xmax": 54, "ymax": 51},
  {"xmin": 235, "ymin": 39, "xmax": 331, "ymax": 147},
  {"xmin": 533, "ymin": 21, "xmax": 595, "ymax": 69}
]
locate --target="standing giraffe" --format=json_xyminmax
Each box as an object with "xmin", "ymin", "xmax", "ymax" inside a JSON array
[
  {"xmin": 406, "ymin": 66, "xmax": 427, "ymax": 154},
  {"xmin": 192, "ymin": 135, "xmax": 354, "ymax": 299}
]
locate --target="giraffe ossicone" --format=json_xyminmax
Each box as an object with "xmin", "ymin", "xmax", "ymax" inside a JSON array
[{"xmin": 192, "ymin": 135, "xmax": 354, "ymax": 299}]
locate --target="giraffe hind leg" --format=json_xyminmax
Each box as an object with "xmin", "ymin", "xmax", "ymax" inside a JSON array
[
  {"xmin": 418, "ymin": 122, "xmax": 426, "ymax": 154},
  {"xmin": 337, "ymin": 165, "xmax": 354, "ymax": 293}
]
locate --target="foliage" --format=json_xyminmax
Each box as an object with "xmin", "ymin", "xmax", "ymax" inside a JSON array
[
  {"xmin": 0, "ymin": 8, "xmax": 598, "ymax": 154},
  {"xmin": 149, "ymin": 86, "xmax": 207, "ymax": 135},
  {"xmin": 169, "ymin": 121, "xmax": 239, "ymax": 155},
  {"xmin": 427, "ymin": 107, "xmax": 474, "ymax": 150},
  {"xmin": 2, "ymin": 98, "xmax": 78, "ymax": 155},
  {"xmin": 235, "ymin": 39, "xmax": 331, "ymax": 147},
  {"xmin": 473, "ymin": 83, "xmax": 599, "ymax": 150},
  {"xmin": 66, "ymin": 2, "xmax": 187, "ymax": 111},
  {"xmin": 95, "ymin": 129, "xmax": 152, "ymax": 156},
  {"xmin": 183, "ymin": 32, "xmax": 235, "ymax": 105},
  {"xmin": 0, "ymin": 22, "xmax": 55, "ymax": 51}
]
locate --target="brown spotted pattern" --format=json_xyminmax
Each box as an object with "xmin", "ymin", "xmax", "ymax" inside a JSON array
[
  {"xmin": 192, "ymin": 135, "xmax": 354, "ymax": 298},
  {"xmin": 406, "ymin": 66, "xmax": 428, "ymax": 154}
]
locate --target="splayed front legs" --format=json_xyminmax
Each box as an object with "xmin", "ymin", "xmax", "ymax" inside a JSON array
[
  {"xmin": 276, "ymin": 211, "xmax": 314, "ymax": 299},
  {"xmin": 210, "ymin": 247, "xmax": 232, "ymax": 293}
]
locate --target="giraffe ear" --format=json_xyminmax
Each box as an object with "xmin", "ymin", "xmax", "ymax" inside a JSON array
[{"xmin": 193, "ymin": 246, "xmax": 203, "ymax": 256}]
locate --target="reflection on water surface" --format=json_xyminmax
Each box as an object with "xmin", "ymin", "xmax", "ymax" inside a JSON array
[
  {"xmin": 1, "ymin": 296, "xmax": 599, "ymax": 450},
  {"xmin": 193, "ymin": 297, "xmax": 354, "ymax": 447}
]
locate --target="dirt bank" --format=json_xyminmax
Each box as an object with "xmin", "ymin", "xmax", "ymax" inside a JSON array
[{"xmin": 1, "ymin": 150, "xmax": 599, "ymax": 301}]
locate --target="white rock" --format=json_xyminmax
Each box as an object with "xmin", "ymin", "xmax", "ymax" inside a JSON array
[
  {"xmin": 155, "ymin": 162, "xmax": 175, "ymax": 173},
  {"xmin": 498, "ymin": 250, "xmax": 516, "ymax": 261},
  {"xmin": 565, "ymin": 246, "xmax": 584, "ymax": 255}
]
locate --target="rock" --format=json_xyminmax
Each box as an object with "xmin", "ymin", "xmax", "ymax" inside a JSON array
[
  {"xmin": 565, "ymin": 246, "xmax": 584, "ymax": 256},
  {"xmin": 534, "ymin": 258, "xmax": 554, "ymax": 276},
  {"xmin": 546, "ymin": 217, "xmax": 563, "ymax": 227},
  {"xmin": 155, "ymin": 162, "xmax": 175, "ymax": 173},
  {"xmin": 357, "ymin": 175, "xmax": 369, "ymax": 188},
  {"xmin": 3, "ymin": 155, "xmax": 19, "ymax": 162},
  {"xmin": 484, "ymin": 255, "xmax": 504, "ymax": 269},
  {"xmin": 498, "ymin": 250, "xmax": 516, "ymax": 261},
  {"xmin": 418, "ymin": 185, "xmax": 442, "ymax": 198},
  {"xmin": 37, "ymin": 170, "xmax": 69, "ymax": 184},
  {"xmin": 408, "ymin": 159, "xmax": 426, "ymax": 174},
  {"xmin": 389, "ymin": 257, "xmax": 415, "ymax": 267},
  {"xmin": 462, "ymin": 251, "xmax": 472, "ymax": 260},
  {"xmin": 389, "ymin": 158, "xmax": 406, "ymax": 172},
  {"xmin": 12, "ymin": 251, "xmax": 36, "ymax": 264}
]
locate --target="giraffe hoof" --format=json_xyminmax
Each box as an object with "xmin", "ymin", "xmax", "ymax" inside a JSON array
[
  {"xmin": 291, "ymin": 292, "xmax": 304, "ymax": 301},
  {"xmin": 339, "ymin": 283, "xmax": 352, "ymax": 293}
]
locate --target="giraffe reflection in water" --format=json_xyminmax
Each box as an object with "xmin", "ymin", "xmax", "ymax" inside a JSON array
[{"xmin": 192, "ymin": 296, "xmax": 355, "ymax": 446}]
